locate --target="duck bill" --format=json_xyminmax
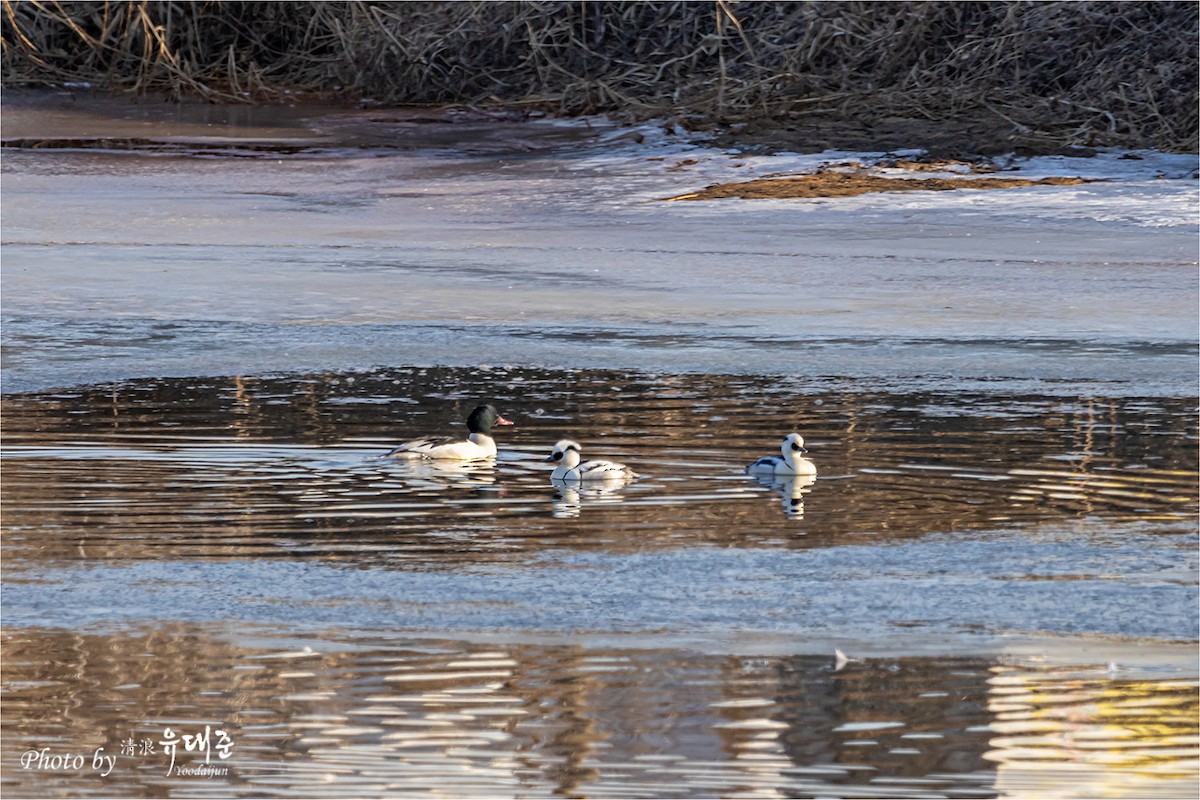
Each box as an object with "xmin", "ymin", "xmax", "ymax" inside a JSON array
[{"xmin": 496, "ymin": 415, "xmax": 515, "ymax": 426}]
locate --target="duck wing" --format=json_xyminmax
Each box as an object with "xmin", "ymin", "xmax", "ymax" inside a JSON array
[
  {"xmin": 385, "ymin": 436, "xmax": 460, "ymax": 458},
  {"xmin": 577, "ymin": 460, "xmax": 636, "ymax": 479}
]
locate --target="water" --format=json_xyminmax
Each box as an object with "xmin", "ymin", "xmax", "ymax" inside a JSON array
[
  {"xmin": 4, "ymin": 626, "xmax": 1196, "ymax": 799},
  {"xmin": 2, "ymin": 92, "xmax": 1198, "ymax": 797},
  {"xmin": 2, "ymin": 368, "xmax": 1197, "ymax": 796}
]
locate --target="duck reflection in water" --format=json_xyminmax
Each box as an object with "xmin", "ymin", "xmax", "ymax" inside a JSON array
[
  {"xmin": 751, "ymin": 472, "xmax": 817, "ymax": 520},
  {"xmin": 550, "ymin": 479, "xmax": 629, "ymax": 518},
  {"xmin": 388, "ymin": 459, "xmax": 499, "ymax": 489}
]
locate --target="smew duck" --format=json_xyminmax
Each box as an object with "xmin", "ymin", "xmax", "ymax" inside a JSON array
[
  {"xmin": 746, "ymin": 433, "xmax": 817, "ymax": 476},
  {"xmin": 546, "ymin": 439, "xmax": 637, "ymax": 482}
]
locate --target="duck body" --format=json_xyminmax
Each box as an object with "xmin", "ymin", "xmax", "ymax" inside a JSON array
[
  {"xmin": 388, "ymin": 434, "xmax": 499, "ymax": 460},
  {"xmin": 747, "ymin": 433, "xmax": 817, "ymax": 476},
  {"xmin": 546, "ymin": 439, "xmax": 637, "ymax": 482},
  {"xmin": 386, "ymin": 404, "xmax": 513, "ymax": 461}
]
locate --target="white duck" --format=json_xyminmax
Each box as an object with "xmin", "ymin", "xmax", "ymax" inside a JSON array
[
  {"xmin": 546, "ymin": 439, "xmax": 637, "ymax": 482},
  {"xmin": 385, "ymin": 404, "xmax": 513, "ymax": 460},
  {"xmin": 746, "ymin": 433, "xmax": 817, "ymax": 476}
]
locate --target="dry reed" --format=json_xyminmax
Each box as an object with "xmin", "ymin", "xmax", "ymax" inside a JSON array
[{"xmin": 2, "ymin": 1, "xmax": 1196, "ymax": 151}]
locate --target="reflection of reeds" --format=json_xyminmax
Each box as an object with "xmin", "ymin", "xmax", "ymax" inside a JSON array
[
  {"xmin": 2, "ymin": 2, "xmax": 1196, "ymax": 151},
  {"xmin": 986, "ymin": 664, "xmax": 1200, "ymax": 797}
]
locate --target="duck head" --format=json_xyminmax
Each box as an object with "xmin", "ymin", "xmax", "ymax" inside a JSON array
[
  {"xmin": 546, "ymin": 439, "xmax": 582, "ymax": 469},
  {"xmin": 467, "ymin": 404, "xmax": 514, "ymax": 433},
  {"xmin": 782, "ymin": 433, "xmax": 807, "ymax": 456}
]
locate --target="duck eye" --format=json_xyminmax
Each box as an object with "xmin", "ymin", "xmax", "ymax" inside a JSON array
[
  {"xmin": 790, "ymin": 442, "xmax": 802, "ymax": 452},
  {"xmin": 550, "ymin": 452, "xmax": 563, "ymax": 462}
]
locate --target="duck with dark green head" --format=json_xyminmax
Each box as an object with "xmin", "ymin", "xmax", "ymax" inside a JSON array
[{"xmin": 386, "ymin": 404, "xmax": 514, "ymax": 460}]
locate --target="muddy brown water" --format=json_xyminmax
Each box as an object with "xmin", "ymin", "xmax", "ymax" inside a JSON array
[{"xmin": 2, "ymin": 366, "xmax": 1197, "ymax": 798}]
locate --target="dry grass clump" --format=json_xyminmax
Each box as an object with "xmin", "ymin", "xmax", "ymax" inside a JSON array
[
  {"xmin": 2, "ymin": 1, "xmax": 1196, "ymax": 152},
  {"xmin": 661, "ymin": 172, "xmax": 1091, "ymax": 201}
]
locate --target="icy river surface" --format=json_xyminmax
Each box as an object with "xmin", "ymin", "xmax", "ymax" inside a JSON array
[{"xmin": 1, "ymin": 93, "xmax": 1197, "ymax": 798}]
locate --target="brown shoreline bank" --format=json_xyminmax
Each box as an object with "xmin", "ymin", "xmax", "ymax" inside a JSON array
[
  {"xmin": 0, "ymin": 85, "xmax": 1152, "ymax": 167},
  {"xmin": 3, "ymin": 1, "xmax": 1196, "ymax": 155}
]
